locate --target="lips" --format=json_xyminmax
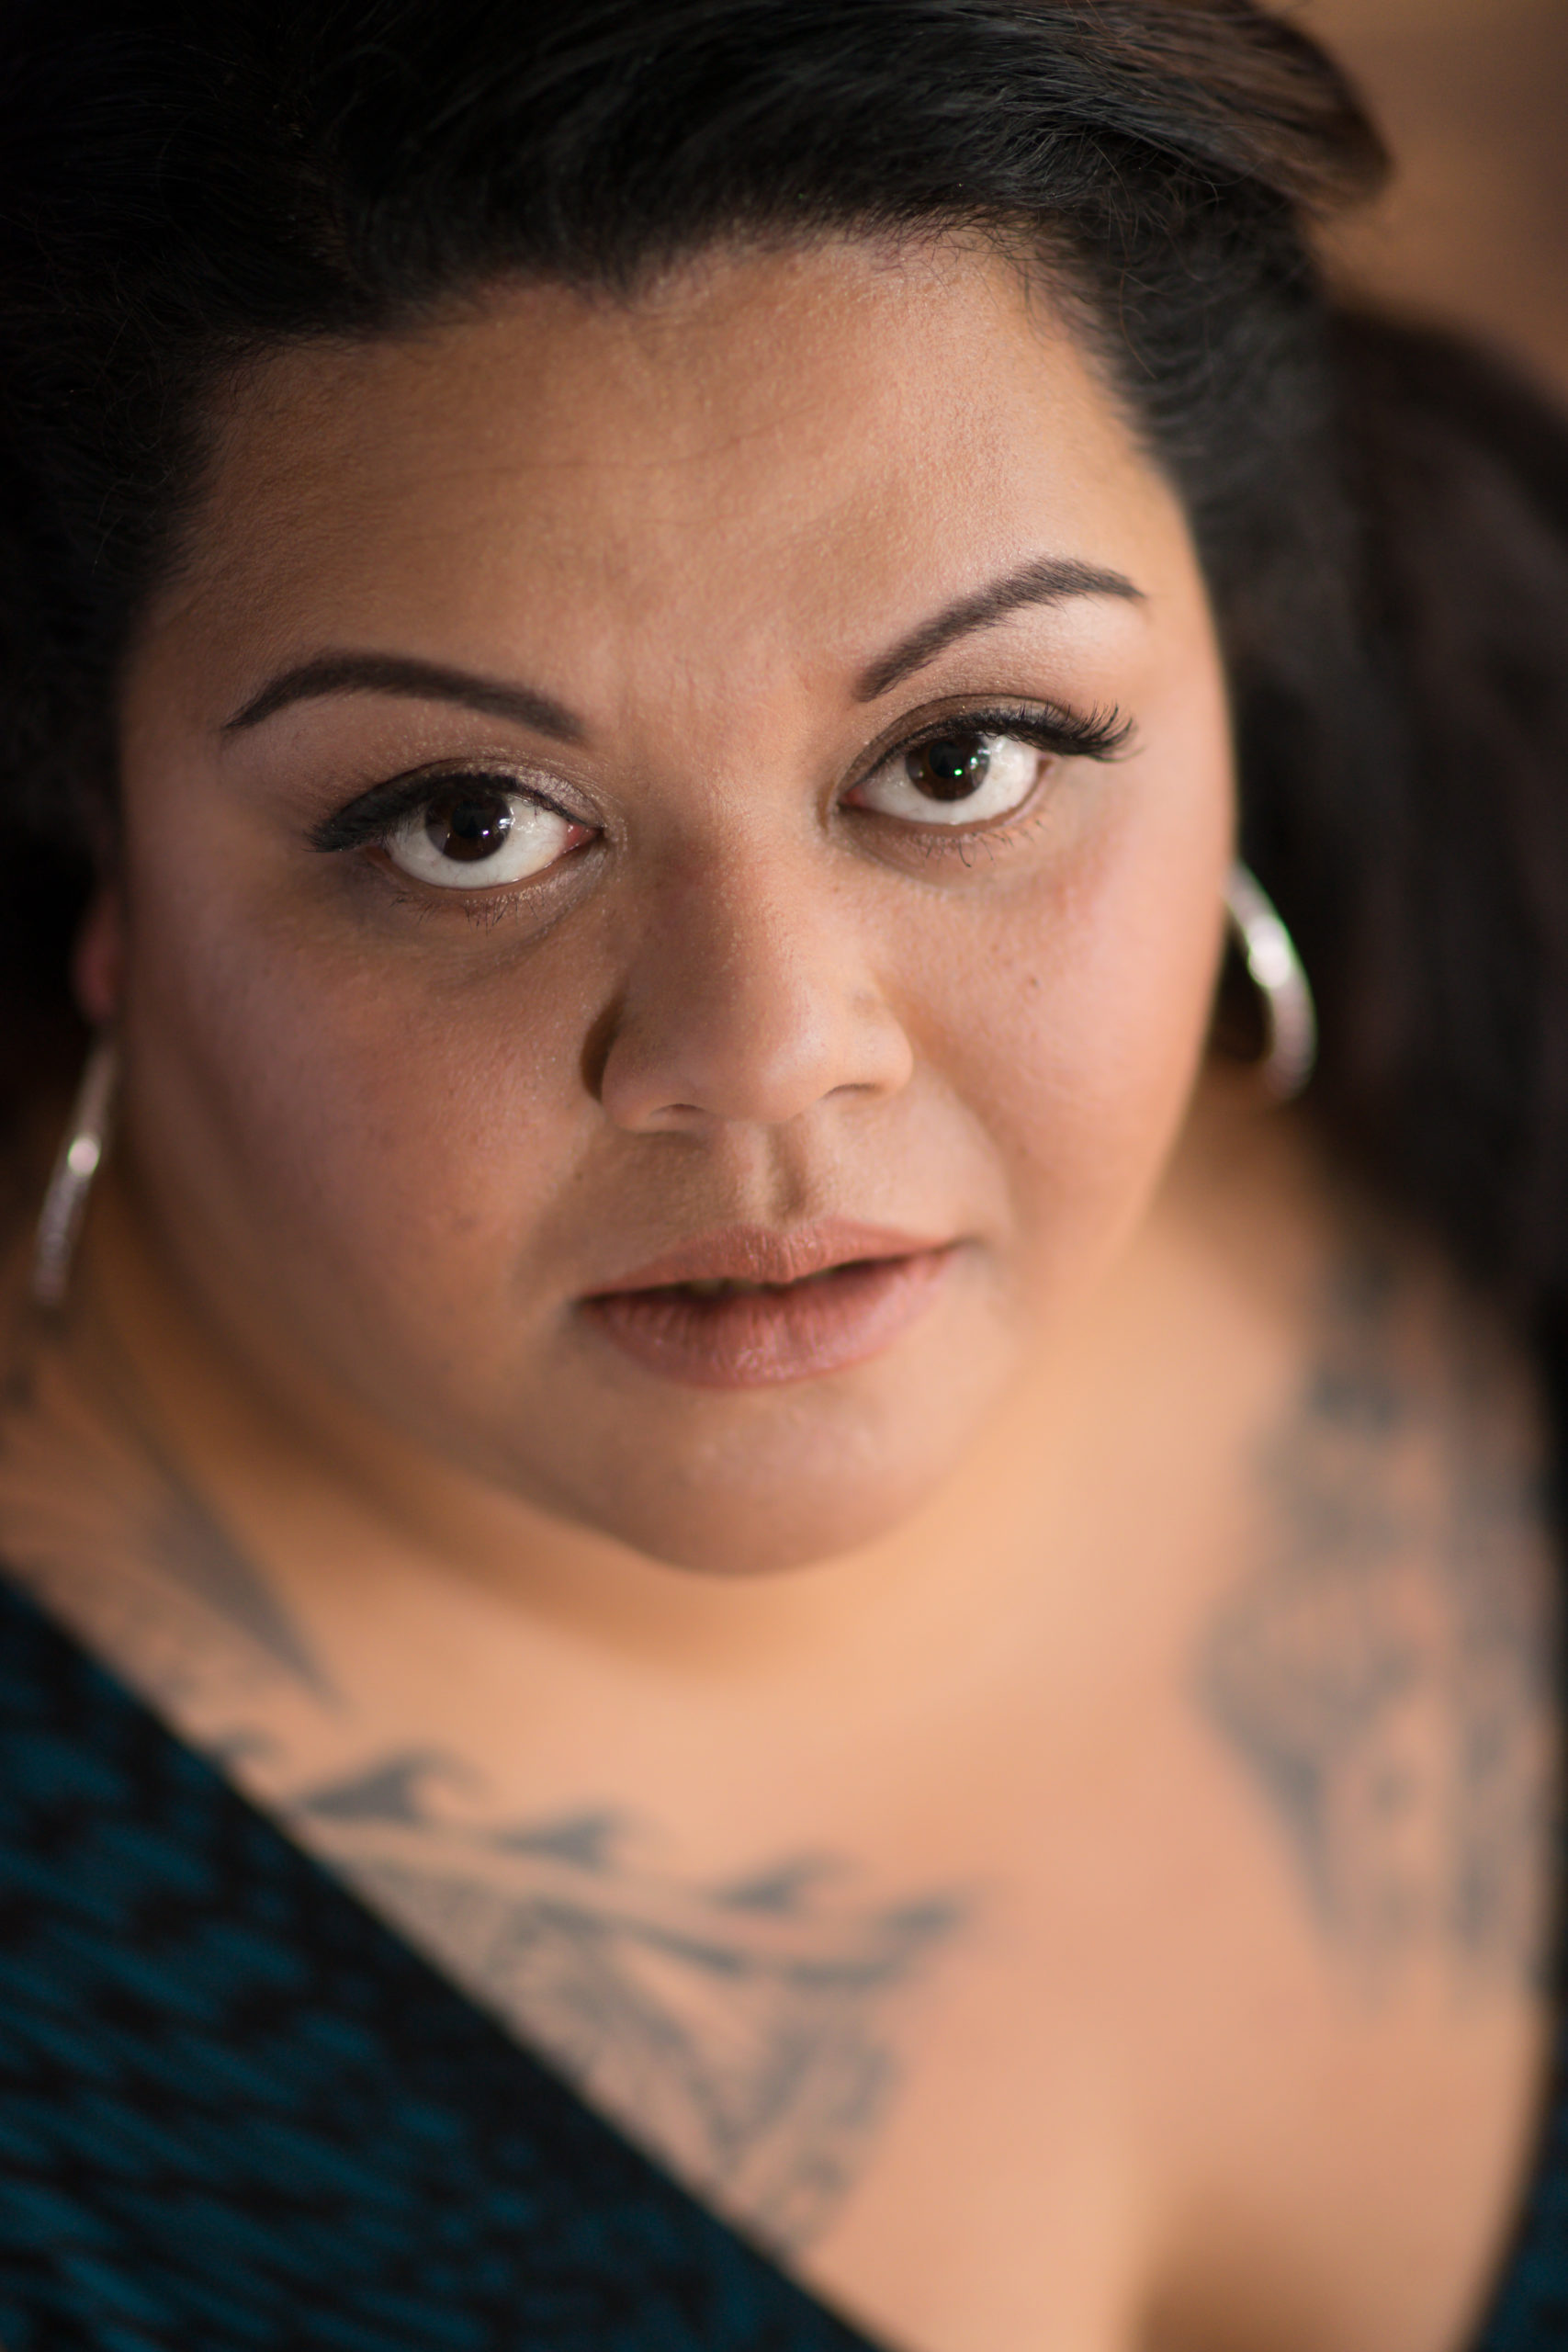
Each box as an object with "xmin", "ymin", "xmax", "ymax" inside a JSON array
[{"xmin": 579, "ymin": 1222, "xmax": 954, "ymax": 1388}]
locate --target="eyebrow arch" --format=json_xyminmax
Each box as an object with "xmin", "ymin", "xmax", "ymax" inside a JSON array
[
  {"xmin": 222, "ymin": 556, "xmax": 1142, "ymax": 733},
  {"xmin": 855, "ymin": 556, "xmax": 1145, "ymax": 702},
  {"xmin": 221, "ymin": 652, "xmax": 584, "ymax": 741}
]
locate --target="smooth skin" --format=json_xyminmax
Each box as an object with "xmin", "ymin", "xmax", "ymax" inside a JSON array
[
  {"xmin": 103, "ymin": 237, "xmax": 1229, "ymax": 1577},
  {"xmin": 1, "ymin": 237, "xmax": 1556, "ymax": 2350}
]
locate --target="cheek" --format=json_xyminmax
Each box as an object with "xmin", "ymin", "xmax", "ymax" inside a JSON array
[
  {"xmin": 117, "ymin": 817, "xmax": 593, "ymax": 1352},
  {"xmin": 915, "ymin": 732, "xmax": 1231, "ymax": 1297}
]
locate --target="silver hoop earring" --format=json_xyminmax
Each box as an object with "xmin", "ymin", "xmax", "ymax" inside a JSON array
[
  {"xmin": 31, "ymin": 1033, "xmax": 120, "ymax": 1311},
  {"xmin": 1223, "ymin": 864, "xmax": 1316, "ymax": 1103}
]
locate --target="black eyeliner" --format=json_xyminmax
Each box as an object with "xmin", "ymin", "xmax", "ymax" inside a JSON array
[
  {"xmin": 893, "ymin": 700, "xmax": 1134, "ymax": 766},
  {"xmin": 308, "ymin": 767, "xmax": 577, "ymax": 854}
]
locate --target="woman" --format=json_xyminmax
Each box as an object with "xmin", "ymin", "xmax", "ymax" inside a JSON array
[{"xmin": 3, "ymin": 1, "xmax": 1567, "ymax": 2345}]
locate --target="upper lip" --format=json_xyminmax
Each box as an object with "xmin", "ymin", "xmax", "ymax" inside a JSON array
[{"xmin": 585, "ymin": 1221, "xmax": 950, "ymax": 1295}]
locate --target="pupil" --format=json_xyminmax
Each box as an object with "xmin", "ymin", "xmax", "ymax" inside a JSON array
[
  {"xmin": 908, "ymin": 735, "xmax": 989, "ymax": 802},
  {"xmin": 428, "ymin": 793, "xmax": 513, "ymax": 862}
]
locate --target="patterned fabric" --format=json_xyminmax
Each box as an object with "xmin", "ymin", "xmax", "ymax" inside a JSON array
[
  {"xmin": 0, "ymin": 1570, "xmax": 1563, "ymax": 2350},
  {"xmin": 0, "ymin": 1581, "xmax": 874, "ymax": 2352},
  {"xmin": 1472, "ymin": 2038, "xmax": 1568, "ymax": 2352}
]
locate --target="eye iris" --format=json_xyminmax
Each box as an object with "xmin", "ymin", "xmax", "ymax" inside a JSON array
[
  {"xmin": 426, "ymin": 793, "xmax": 514, "ymax": 863},
  {"xmin": 908, "ymin": 734, "xmax": 990, "ymax": 802}
]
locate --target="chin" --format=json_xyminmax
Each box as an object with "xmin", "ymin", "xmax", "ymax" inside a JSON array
[
  {"xmin": 551, "ymin": 1467, "xmax": 949, "ymax": 1577},
  {"xmin": 499, "ymin": 1387, "xmax": 987, "ymax": 1576}
]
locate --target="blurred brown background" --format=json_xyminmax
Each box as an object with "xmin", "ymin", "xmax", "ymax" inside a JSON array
[{"xmin": 1296, "ymin": 0, "xmax": 1568, "ymax": 396}]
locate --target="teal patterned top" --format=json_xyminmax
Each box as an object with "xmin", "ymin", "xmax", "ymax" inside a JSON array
[{"xmin": 0, "ymin": 1577, "xmax": 1560, "ymax": 2350}]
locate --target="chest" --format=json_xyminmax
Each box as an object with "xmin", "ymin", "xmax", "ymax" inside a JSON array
[{"xmin": 251, "ymin": 1610, "xmax": 1553, "ymax": 2352}]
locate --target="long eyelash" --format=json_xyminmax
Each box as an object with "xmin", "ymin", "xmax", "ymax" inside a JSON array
[
  {"xmin": 865, "ymin": 702, "xmax": 1130, "ymax": 868},
  {"xmin": 898, "ymin": 700, "xmax": 1134, "ymax": 767},
  {"xmin": 308, "ymin": 769, "xmax": 572, "ymax": 854}
]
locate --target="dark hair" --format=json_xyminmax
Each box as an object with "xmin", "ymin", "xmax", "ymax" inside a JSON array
[{"xmin": 6, "ymin": 0, "xmax": 1568, "ymax": 1359}]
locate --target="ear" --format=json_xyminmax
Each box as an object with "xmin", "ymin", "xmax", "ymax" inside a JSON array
[{"xmin": 73, "ymin": 882, "xmax": 125, "ymax": 1028}]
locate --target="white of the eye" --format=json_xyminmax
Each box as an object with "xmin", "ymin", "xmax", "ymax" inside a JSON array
[
  {"xmin": 383, "ymin": 794, "xmax": 578, "ymax": 890},
  {"xmin": 856, "ymin": 734, "xmax": 1044, "ymax": 828}
]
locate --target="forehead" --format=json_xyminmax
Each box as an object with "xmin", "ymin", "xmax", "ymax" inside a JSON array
[{"xmin": 152, "ymin": 238, "xmax": 1192, "ymax": 695}]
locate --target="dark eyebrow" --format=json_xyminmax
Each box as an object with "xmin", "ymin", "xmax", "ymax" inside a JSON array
[
  {"xmin": 223, "ymin": 560, "xmax": 1141, "ymax": 732},
  {"xmin": 854, "ymin": 557, "xmax": 1145, "ymax": 702},
  {"xmin": 221, "ymin": 652, "xmax": 584, "ymax": 741}
]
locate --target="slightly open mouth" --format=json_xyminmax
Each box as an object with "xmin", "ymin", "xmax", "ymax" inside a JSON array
[
  {"xmin": 671, "ymin": 1265, "xmax": 856, "ymax": 1300},
  {"xmin": 580, "ymin": 1248, "xmax": 953, "ymax": 1388}
]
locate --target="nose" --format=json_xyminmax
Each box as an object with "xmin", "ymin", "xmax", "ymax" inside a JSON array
[{"xmin": 594, "ymin": 853, "xmax": 915, "ymax": 1134}]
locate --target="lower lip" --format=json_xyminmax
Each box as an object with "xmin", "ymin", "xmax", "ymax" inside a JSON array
[{"xmin": 580, "ymin": 1250, "xmax": 954, "ymax": 1389}]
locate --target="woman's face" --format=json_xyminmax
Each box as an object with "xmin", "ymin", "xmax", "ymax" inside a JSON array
[{"xmin": 107, "ymin": 237, "xmax": 1234, "ymax": 1572}]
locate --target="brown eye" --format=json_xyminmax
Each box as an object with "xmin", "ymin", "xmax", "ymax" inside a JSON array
[
  {"xmin": 383, "ymin": 783, "xmax": 587, "ymax": 890},
  {"xmin": 904, "ymin": 733, "xmax": 992, "ymax": 802},
  {"xmin": 852, "ymin": 730, "xmax": 1046, "ymax": 829},
  {"xmin": 425, "ymin": 792, "xmax": 516, "ymax": 862}
]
